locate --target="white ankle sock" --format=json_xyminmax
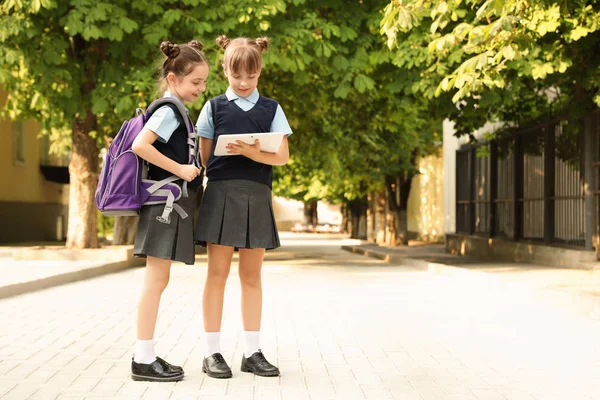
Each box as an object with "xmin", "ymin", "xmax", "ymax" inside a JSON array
[
  {"xmin": 134, "ymin": 339, "xmax": 157, "ymax": 364},
  {"xmin": 244, "ymin": 331, "xmax": 260, "ymax": 358},
  {"xmin": 205, "ymin": 332, "xmax": 221, "ymax": 357}
]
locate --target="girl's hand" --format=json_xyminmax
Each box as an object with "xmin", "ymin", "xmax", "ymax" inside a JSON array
[
  {"xmin": 227, "ymin": 139, "xmax": 261, "ymax": 160},
  {"xmin": 177, "ymin": 164, "xmax": 201, "ymax": 182}
]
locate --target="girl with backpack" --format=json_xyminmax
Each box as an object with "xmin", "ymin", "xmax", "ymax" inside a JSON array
[
  {"xmin": 194, "ymin": 35, "xmax": 292, "ymax": 379},
  {"xmin": 130, "ymin": 40, "xmax": 208, "ymax": 382}
]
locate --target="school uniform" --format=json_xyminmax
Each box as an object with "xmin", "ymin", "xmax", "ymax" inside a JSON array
[
  {"xmin": 194, "ymin": 87, "xmax": 292, "ymax": 250},
  {"xmin": 133, "ymin": 91, "xmax": 201, "ymax": 265}
]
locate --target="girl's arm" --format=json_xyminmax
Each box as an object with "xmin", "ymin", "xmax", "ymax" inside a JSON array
[
  {"xmin": 200, "ymin": 137, "xmax": 213, "ymax": 168},
  {"xmin": 132, "ymin": 128, "xmax": 201, "ymax": 182},
  {"xmin": 226, "ymin": 135, "xmax": 289, "ymax": 166}
]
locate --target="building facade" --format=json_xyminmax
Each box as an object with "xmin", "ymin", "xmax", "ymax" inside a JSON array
[{"xmin": 0, "ymin": 89, "xmax": 69, "ymax": 243}]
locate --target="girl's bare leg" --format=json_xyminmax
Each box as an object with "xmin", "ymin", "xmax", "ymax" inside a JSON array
[
  {"xmin": 203, "ymin": 243, "xmax": 234, "ymax": 332},
  {"xmin": 137, "ymin": 256, "xmax": 172, "ymax": 340},
  {"xmin": 238, "ymin": 248, "xmax": 265, "ymax": 331}
]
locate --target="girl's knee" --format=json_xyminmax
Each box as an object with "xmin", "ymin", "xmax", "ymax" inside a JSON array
[
  {"xmin": 239, "ymin": 269, "xmax": 262, "ymax": 288},
  {"xmin": 143, "ymin": 271, "xmax": 170, "ymax": 294},
  {"xmin": 207, "ymin": 266, "xmax": 230, "ymax": 284}
]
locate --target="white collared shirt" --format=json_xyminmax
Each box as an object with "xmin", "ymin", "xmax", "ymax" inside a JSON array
[
  {"xmin": 144, "ymin": 91, "xmax": 189, "ymax": 143},
  {"xmin": 196, "ymin": 87, "xmax": 293, "ymax": 140}
]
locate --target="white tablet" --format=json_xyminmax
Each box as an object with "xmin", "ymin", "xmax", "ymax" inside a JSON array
[{"xmin": 214, "ymin": 132, "xmax": 285, "ymax": 156}]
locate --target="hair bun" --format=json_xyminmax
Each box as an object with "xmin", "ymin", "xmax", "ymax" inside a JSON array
[
  {"xmin": 216, "ymin": 35, "xmax": 230, "ymax": 50},
  {"xmin": 188, "ymin": 40, "xmax": 204, "ymax": 51},
  {"xmin": 254, "ymin": 37, "xmax": 270, "ymax": 52},
  {"xmin": 160, "ymin": 41, "xmax": 180, "ymax": 58}
]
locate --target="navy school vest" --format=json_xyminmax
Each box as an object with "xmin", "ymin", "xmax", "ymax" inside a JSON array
[
  {"xmin": 207, "ymin": 94, "xmax": 278, "ymax": 188},
  {"xmin": 149, "ymin": 103, "xmax": 203, "ymax": 190}
]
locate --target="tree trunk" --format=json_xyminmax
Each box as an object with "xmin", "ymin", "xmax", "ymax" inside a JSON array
[
  {"xmin": 112, "ymin": 216, "xmax": 139, "ymax": 245},
  {"xmin": 386, "ymin": 173, "xmax": 414, "ymax": 246},
  {"xmin": 340, "ymin": 204, "xmax": 349, "ymax": 233},
  {"xmin": 348, "ymin": 197, "xmax": 368, "ymax": 239},
  {"xmin": 374, "ymin": 189, "xmax": 387, "ymax": 244},
  {"xmin": 66, "ymin": 112, "xmax": 99, "ymax": 249},
  {"xmin": 303, "ymin": 200, "xmax": 318, "ymax": 226}
]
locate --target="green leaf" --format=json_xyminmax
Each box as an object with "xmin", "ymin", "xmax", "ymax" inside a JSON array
[
  {"xmin": 570, "ymin": 26, "xmax": 590, "ymax": 41},
  {"xmin": 353, "ymin": 74, "xmax": 375, "ymax": 93}
]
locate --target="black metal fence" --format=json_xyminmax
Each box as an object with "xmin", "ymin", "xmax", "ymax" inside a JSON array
[{"xmin": 456, "ymin": 118, "xmax": 588, "ymax": 248}]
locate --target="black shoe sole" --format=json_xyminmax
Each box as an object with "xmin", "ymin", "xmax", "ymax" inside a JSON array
[
  {"xmin": 131, "ymin": 373, "xmax": 184, "ymax": 382},
  {"xmin": 202, "ymin": 367, "xmax": 232, "ymax": 379},
  {"xmin": 240, "ymin": 364, "xmax": 280, "ymax": 377}
]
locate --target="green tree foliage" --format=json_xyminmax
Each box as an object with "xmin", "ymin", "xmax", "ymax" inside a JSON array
[
  {"xmin": 1, "ymin": 0, "xmax": 442, "ymax": 245},
  {"xmin": 381, "ymin": 0, "xmax": 600, "ymax": 136}
]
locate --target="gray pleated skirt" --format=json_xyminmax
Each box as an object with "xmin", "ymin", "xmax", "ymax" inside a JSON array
[
  {"xmin": 133, "ymin": 187, "xmax": 197, "ymax": 265},
  {"xmin": 194, "ymin": 179, "xmax": 280, "ymax": 250}
]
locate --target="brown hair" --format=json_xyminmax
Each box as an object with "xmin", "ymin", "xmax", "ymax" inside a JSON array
[
  {"xmin": 216, "ymin": 35, "xmax": 270, "ymax": 75},
  {"xmin": 157, "ymin": 40, "xmax": 209, "ymax": 92}
]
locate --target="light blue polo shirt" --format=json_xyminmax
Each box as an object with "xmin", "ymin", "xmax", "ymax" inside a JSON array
[
  {"xmin": 144, "ymin": 91, "xmax": 189, "ymax": 143},
  {"xmin": 196, "ymin": 87, "xmax": 293, "ymax": 139}
]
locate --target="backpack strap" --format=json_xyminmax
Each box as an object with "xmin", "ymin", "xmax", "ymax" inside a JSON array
[{"xmin": 145, "ymin": 97, "xmax": 200, "ymax": 199}]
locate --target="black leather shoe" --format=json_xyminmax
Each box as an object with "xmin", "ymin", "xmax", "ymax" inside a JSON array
[
  {"xmin": 241, "ymin": 350, "xmax": 280, "ymax": 377},
  {"xmin": 203, "ymin": 353, "xmax": 233, "ymax": 379},
  {"xmin": 156, "ymin": 357, "xmax": 184, "ymax": 374},
  {"xmin": 131, "ymin": 358, "xmax": 184, "ymax": 382}
]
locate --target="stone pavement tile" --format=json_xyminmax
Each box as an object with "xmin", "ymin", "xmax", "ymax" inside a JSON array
[
  {"xmin": 173, "ymin": 377, "xmax": 203, "ymax": 392},
  {"xmin": 388, "ymin": 387, "xmax": 423, "ymax": 400},
  {"xmin": 89, "ymin": 378, "xmax": 124, "ymax": 397},
  {"xmin": 225, "ymin": 386, "xmax": 253, "ymax": 400},
  {"xmin": 2, "ymin": 361, "xmax": 38, "ymax": 381},
  {"xmin": 104, "ymin": 361, "xmax": 131, "ymax": 379},
  {"xmin": 255, "ymin": 375, "xmax": 282, "ymax": 388},
  {"xmin": 141, "ymin": 387, "xmax": 176, "ymax": 400},
  {"xmin": 351, "ymin": 370, "xmax": 381, "ymax": 385},
  {"xmin": 255, "ymin": 386, "xmax": 281, "ymax": 400},
  {"xmin": 325, "ymin": 365, "xmax": 354, "ymax": 380},
  {"xmin": 438, "ymin": 383, "xmax": 472, "ymax": 394},
  {"xmin": 0, "ymin": 383, "xmax": 16, "ymax": 398},
  {"xmin": 280, "ymin": 387, "xmax": 310, "ymax": 400},
  {"xmin": 84, "ymin": 360, "xmax": 116, "ymax": 376},
  {"xmin": 279, "ymin": 360, "xmax": 303, "ymax": 373},
  {"xmin": 25, "ymin": 367, "xmax": 60, "ymax": 384},
  {"xmin": 321, "ymin": 352, "xmax": 346, "ymax": 365},
  {"xmin": 362, "ymin": 387, "xmax": 393, "ymax": 399},
  {"xmin": 421, "ymin": 366, "xmax": 455, "ymax": 378},
  {"xmin": 301, "ymin": 364, "xmax": 329, "ymax": 377},
  {"xmin": 445, "ymin": 394, "xmax": 479, "ymax": 400},
  {"xmin": 27, "ymin": 387, "xmax": 61, "ymax": 400},
  {"xmin": 408, "ymin": 376, "xmax": 440, "ymax": 389},
  {"xmin": 67, "ymin": 375, "xmax": 101, "ymax": 391},
  {"xmin": 479, "ymin": 374, "xmax": 513, "ymax": 387},
  {"xmin": 170, "ymin": 393, "xmax": 200, "ymax": 400},
  {"xmin": 45, "ymin": 371, "xmax": 79, "ymax": 388},
  {"xmin": 228, "ymin": 371, "xmax": 255, "ymax": 389},
  {"xmin": 470, "ymin": 388, "xmax": 509, "ymax": 399},
  {"xmin": 496, "ymin": 390, "xmax": 536, "ymax": 400},
  {"xmin": 434, "ymin": 356, "xmax": 468, "ymax": 369},
  {"xmin": 0, "ymin": 384, "xmax": 37, "ymax": 400},
  {"xmin": 304, "ymin": 377, "xmax": 335, "ymax": 397},
  {"xmin": 199, "ymin": 378, "xmax": 229, "ymax": 396},
  {"xmin": 118, "ymin": 382, "xmax": 148, "ymax": 399},
  {"xmin": 416, "ymin": 387, "xmax": 450, "ymax": 400}
]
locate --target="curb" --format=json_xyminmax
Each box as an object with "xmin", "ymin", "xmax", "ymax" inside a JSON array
[
  {"xmin": 341, "ymin": 245, "xmax": 521, "ymax": 287},
  {"xmin": 0, "ymin": 257, "xmax": 145, "ymax": 300},
  {"xmin": 0, "ymin": 245, "xmax": 148, "ymax": 300}
]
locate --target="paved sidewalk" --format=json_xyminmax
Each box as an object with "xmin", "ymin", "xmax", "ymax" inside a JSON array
[
  {"xmin": 1, "ymin": 234, "xmax": 600, "ymax": 400},
  {"xmin": 0, "ymin": 245, "xmax": 146, "ymax": 299},
  {"xmin": 343, "ymin": 242, "xmax": 600, "ymax": 319}
]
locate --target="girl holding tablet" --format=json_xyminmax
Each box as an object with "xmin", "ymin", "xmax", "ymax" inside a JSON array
[{"xmin": 194, "ymin": 35, "xmax": 292, "ymax": 379}]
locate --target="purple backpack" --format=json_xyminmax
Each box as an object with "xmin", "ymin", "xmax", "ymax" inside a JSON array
[{"xmin": 95, "ymin": 97, "xmax": 199, "ymax": 224}]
